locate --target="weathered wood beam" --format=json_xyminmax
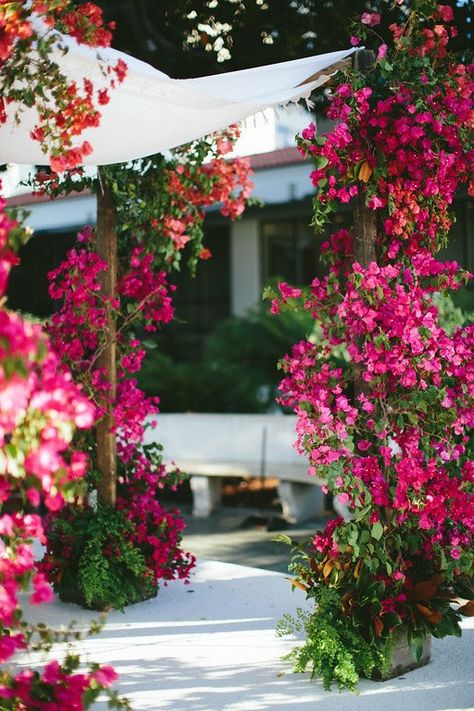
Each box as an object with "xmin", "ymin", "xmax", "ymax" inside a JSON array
[
  {"xmin": 297, "ymin": 58, "xmax": 352, "ymax": 87},
  {"xmin": 353, "ymin": 50, "xmax": 377, "ymax": 398},
  {"xmin": 353, "ymin": 49, "xmax": 377, "ymax": 268},
  {"xmin": 95, "ymin": 170, "xmax": 117, "ymax": 508}
]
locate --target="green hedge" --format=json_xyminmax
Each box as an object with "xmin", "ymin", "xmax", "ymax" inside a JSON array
[
  {"xmin": 138, "ymin": 306, "xmax": 314, "ymax": 412},
  {"xmin": 138, "ymin": 289, "xmax": 473, "ymax": 413}
]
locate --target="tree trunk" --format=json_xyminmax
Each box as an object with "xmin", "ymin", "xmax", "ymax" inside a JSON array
[{"xmin": 95, "ymin": 172, "xmax": 117, "ymax": 508}]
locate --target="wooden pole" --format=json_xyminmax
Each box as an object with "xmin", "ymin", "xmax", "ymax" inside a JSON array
[
  {"xmin": 95, "ymin": 171, "xmax": 117, "ymax": 508},
  {"xmin": 353, "ymin": 50, "xmax": 377, "ymax": 397},
  {"xmin": 353, "ymin": 49, "xmax": 377, "ymax": 268}
]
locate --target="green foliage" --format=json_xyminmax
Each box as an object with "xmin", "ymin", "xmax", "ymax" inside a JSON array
[
  {"xmin": 139, "ymin": 351, "xmax": 261, "ymax": 412},
  {"xmin": 97, "ymin": 0, "xmax": 472, "ymax": 79},
  {"xmin": 432, "ymin": 291, "xmax": 473, "ymax": 335},
  {"xmin": 45, "ymin": 506, "xmax": 154, "ymax": 611},
  {"xmin": 138, "ymin": 305, "xmax": 316, "ymax": 412},
  {"xmin": 276, "ymin": 588, "xmax": 388, "ymax": 691},
  {"xmin": 4, "ymin": 208, "xmax": 33, "ymax": 253},
  {"xmin": 204, "ymin": 305, "xmax": 316, "ymax": 407}
]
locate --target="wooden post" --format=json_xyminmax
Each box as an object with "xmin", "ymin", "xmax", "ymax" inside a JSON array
[
  {"xmin": 95, "ymin": 171, "xmax": 117, "ymax": 508},
  {"xmin": 353, "ymin": 49, "xmax": 377, "ymax": 268},
  {"xmin": 353, "ymin": 50, "xmax": 377, "ymax": 397}
]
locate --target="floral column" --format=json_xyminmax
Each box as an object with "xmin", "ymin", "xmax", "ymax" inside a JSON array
[{"xmin": 273, "ymin": 1, "xmax": 474, "ymax": 691}]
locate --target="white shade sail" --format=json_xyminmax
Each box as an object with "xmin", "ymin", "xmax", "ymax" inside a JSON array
[{"xmin": 0, "ymin": 23, "xmax": 356, "ymax": 166}]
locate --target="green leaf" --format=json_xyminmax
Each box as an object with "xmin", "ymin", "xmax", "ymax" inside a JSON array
[
  {"xmin": 384, "ymin": 612, "xmax": 402, "ymax": 629},
  {"xmin": 408, "ymin": 631, "xmax": 425, "ymax": 662},
  {"xmin": 439, "ymin": 548, "xmax": 447, "ymax": 571},
  {"xmin": 348, "ymin": 527, "xmax": 359, "ymax": 547},
  {"xmin": 433, "ymin": 613, "xmax": 462, "ymax": 639},
  {"xmin": 314, "ymin": 156, "xmax": 329, "ymax": 169},
  {"xmin": 371, "ymin": 521, "xmax": 384, "ymax": 541},
  {"xmin": 273, "ymin": 534, "xmax": 293, "ymax": 546},
  {"xmin": 262, "ymin": 286, "xmax": 277, "ymax": 301},
  {"xmin": 354, "ymin": 505, "xmax": 371, "ymax": 522}
]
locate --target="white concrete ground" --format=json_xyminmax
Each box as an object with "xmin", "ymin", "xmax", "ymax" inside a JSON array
[{"xmin": 20, "ymin": 559, "xmax": 474, "ymax": 711}]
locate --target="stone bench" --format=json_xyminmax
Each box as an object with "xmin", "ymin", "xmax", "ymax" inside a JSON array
[{"xmin": 143, "ymin": 413, "xmax": 324, "ymax": 523}]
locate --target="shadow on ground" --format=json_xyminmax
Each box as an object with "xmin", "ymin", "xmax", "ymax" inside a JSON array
[{"xmin": 102, "ymin": 653, "xmax": 474, "ymax": 711}]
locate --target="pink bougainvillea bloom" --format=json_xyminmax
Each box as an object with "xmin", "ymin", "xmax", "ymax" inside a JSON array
[
  {"xmin": 301, "ymin": 122, "xmax": 316, "ymax": 141},
  {"xmin": 92, "ymin": 666, "xmax": 119, "ymax": 687},
  {"xmin": 30, "ymin": 572, "xmax": 54, "ymax": 605},
  {"xmin": 0, "ymin": 634, "xmax": 25, "ymax": 663},
  {"xmin": 361, "ymin": 12, "xmax": 381, "ymax": 27},
  {"xmin": 368, "ymin": 195, "xmax": 385, "ymax": 209},
  {"xmin": 438, "ymin": 5, "xmax": 454, "ymax": 22}
]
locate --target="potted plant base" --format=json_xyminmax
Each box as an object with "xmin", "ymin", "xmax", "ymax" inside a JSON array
[
  {"xmin": 370, "ymin": 630, "xmax": 431, "ymax": 681},
  {"xmin": 57, "ymin": 583, "xmax": 158, "ymax": 612}
]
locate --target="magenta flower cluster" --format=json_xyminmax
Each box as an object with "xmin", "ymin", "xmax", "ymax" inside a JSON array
[
  {"xmin": 45, "ymin": 226, "xmax": 195, "ymax": 587},
  {"xmin": 274, "ymin": 2, "xmax": 474, "ymax": 637},
  {"xmin": 42, "ymin": 126, "xmax": 254, "ymax": 597},
  {"xmin": 0, "ymin": 192, "xmax": 119, "ymax": 706}
]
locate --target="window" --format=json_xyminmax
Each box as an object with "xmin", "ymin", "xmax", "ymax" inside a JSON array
[
  {"xmin": 158, "ymin": 223, "xmax": 231, "ymax": 360},
  {"xmin": 6, "ymin": 229, "xmax": 78, "ymax": 317},
  {"xmin": 262, "ymin": 196, "xmax": 473, "ymax": 289},
  {"xmin": 262, "ymin": 212, "xmax": 350, "ymax": 285}
]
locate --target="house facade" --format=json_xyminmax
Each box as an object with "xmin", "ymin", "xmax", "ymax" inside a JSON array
[{"xmin": 5, "ymin": 114, "xmax": 473, "ymax": 359}]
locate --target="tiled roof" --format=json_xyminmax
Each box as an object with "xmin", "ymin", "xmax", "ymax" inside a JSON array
[
  {"xmin": 6, "ymin": 188, "xmax": 92, "ymax": 208},
  {"xmin": 248, "ymin": 146, "xmax": 308, "ymax": 170},
  {"xmin": 5, "ymin": 147, "xmax": 307, "ymax": 206}
]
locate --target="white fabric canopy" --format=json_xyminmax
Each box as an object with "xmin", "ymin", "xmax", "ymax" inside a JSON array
[{"xmin": 0, "ymin": 22, "xmax": 356, "ymax": 166}]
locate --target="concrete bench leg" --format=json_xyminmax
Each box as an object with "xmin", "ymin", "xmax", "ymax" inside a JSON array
[
  {"xmin": 190, "ymin": 476, "xmax": 222, "ymax": 517},
  {"xmin": 278, "ymin": 481, "xmax": 324, "ymax": 524}
]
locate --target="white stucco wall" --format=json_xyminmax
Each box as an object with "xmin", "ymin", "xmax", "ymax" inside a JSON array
[
  {"xmin": 251, "ymin": 162, "xmax": 313, "ymax": 204},
  {"xmin": 230, "ymin": 218, "xmax": 261, "ymax": 316},
  {"xmin": 229, "ymin": 161, "xmax": 314, "ymax": 315},
  {"xmin": 11, "ymin": 158, "xmax": 313, "ymax": 317},
  {"xmin": 21, "ymin": 195, "xmax": 96, "ymax": 232}
]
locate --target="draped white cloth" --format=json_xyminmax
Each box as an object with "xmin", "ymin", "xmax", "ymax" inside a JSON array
[{"xmin": 0, "ymin": 22, "xmax": 355, "ymax": 166}]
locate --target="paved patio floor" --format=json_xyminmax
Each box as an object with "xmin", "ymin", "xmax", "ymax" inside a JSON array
[
  {"xmin": 21, "ymin": 558, "xmax": 474, "ymax": 711},
  {"xmin": 179, "ymin": 503, "xmax": 327, "ymax": 573}
]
